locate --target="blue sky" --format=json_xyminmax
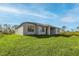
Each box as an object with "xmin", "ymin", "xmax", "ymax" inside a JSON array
[{"xmin": 0, "ymin": 3, "xmax": 79, "ymax": 30}]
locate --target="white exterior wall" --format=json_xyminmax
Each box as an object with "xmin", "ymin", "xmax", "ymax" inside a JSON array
[
  {"xmin": 23, "ymin": 23, "xmax": 36, "ymax": 35},
  {"xmin": 24, "ymin": 24, "xmax": 47, "ymax": 35},
  {"xmin": 15, "ymin": 26, "xmax": 23, "ymax": 35},
  {"xmin": 37, "ymin": 26, "xmax": 46, "ymax": 35},
  {"xmin": 47, "ymin": 26, "xmax": 50, "ymax": 35},
  {"xmin": 15, "ymin": 22, "xmax": 60, "ymax": 35}
]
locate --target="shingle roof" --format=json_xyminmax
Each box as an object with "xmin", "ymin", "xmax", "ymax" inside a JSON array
[{"xmin": 16, "ymin": 22, "xmax": 60, "ymax": 29}]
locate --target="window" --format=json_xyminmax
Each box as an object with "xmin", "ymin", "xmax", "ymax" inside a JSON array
[
  {"xmin": 41, "ymin": 27, "xmax": 45, "ymax": 32},
  {"xmin": 28, "ymin": 25, "xmax": 34, "ymax": 32}
]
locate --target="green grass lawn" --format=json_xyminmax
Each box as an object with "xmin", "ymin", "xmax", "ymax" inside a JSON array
[{"xmin": 0, "ymin": 34, "xmax": 79, "ymax": 56}]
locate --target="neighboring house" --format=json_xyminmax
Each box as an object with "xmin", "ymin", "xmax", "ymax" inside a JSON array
[{"xmin": 15, "ymin": 22, "xmax": 61, "ymax": 35}]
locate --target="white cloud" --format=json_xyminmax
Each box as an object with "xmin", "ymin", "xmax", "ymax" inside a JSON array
[
  {"xmin": 0, "ymin": 6, "xmax": 58, "ymax": 19},
  {"xmin": 61, "ymin": 16, "xmax": 78, "ymax": 23},
  {"xmin": 0, "ymin": 6, "xmax": 21, "ymax": 14},
  {"xmin": 25, "ymin": 11, "xmax": 58, "ymax": 19},
  {"xmin": 60, "ymin": 6, "xmax": 79, "ymax": 23}
]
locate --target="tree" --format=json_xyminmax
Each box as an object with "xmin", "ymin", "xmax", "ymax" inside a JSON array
[
  {"xmin": 71, "ymin": 29, "xmax": 74, "ymax": 32},
  {"xmin": 0, "ymin": 25, "xmax": 2, "ymax": 32},
  {"xmin": 76, "ymin": 26, "xmax": 79, "ymax": 31},
  {"xmin": 3, "ymin": 24, "xmax": 8, "ymax": 33},
  {"xmin": 3, "ymin": 24, "xmax": 12, "ymax": 34},
  {"xmin": 11, "ymin": 25, "xmax": 18, "ymax": 33},
  {"xmin": 62, "ymin": 26, "xmax": 67, "ymax": 32}
]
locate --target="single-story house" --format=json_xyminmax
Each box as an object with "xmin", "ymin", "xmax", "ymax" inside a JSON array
[{"xmin": 15, "ymin": 22, "xmax": 61, "ymax": 35}]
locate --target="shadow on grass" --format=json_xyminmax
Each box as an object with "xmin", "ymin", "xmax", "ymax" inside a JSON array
[{"xmin": 25, "ymin": 34, "xmax": 72, "ymax": 38}]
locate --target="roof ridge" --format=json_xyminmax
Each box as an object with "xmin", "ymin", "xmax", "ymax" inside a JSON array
[{"xmin": 16, "ymin": 22, "xmax": 60, "ymax": 29}]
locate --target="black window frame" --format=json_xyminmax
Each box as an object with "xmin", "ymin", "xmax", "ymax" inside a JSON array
[
  {"xmin": 28, "ymin": 25, "xmax": 34, "ymax": 32},
  {"xmin": 41, "ymin": 27, "xmax": 45, "ymax": 32}
]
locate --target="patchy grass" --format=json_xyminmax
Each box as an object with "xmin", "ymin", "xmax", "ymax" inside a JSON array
[{"xmin": 0, "ymin": 34, "xmax": 79, "ymax": 56}]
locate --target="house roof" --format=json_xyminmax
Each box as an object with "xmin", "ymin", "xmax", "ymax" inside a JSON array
[{"xmin": 16, "ymin": 22, "xmax": 60, "ymax": 29}]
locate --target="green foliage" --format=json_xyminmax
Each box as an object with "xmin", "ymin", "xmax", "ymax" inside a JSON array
[
  {"xmin": 61, "ymin": 31, "xmax": 79, "ymax": 36},
  {"xmin": 0, "ymin": 34, "xmax": 79, "ymax": 55}
]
